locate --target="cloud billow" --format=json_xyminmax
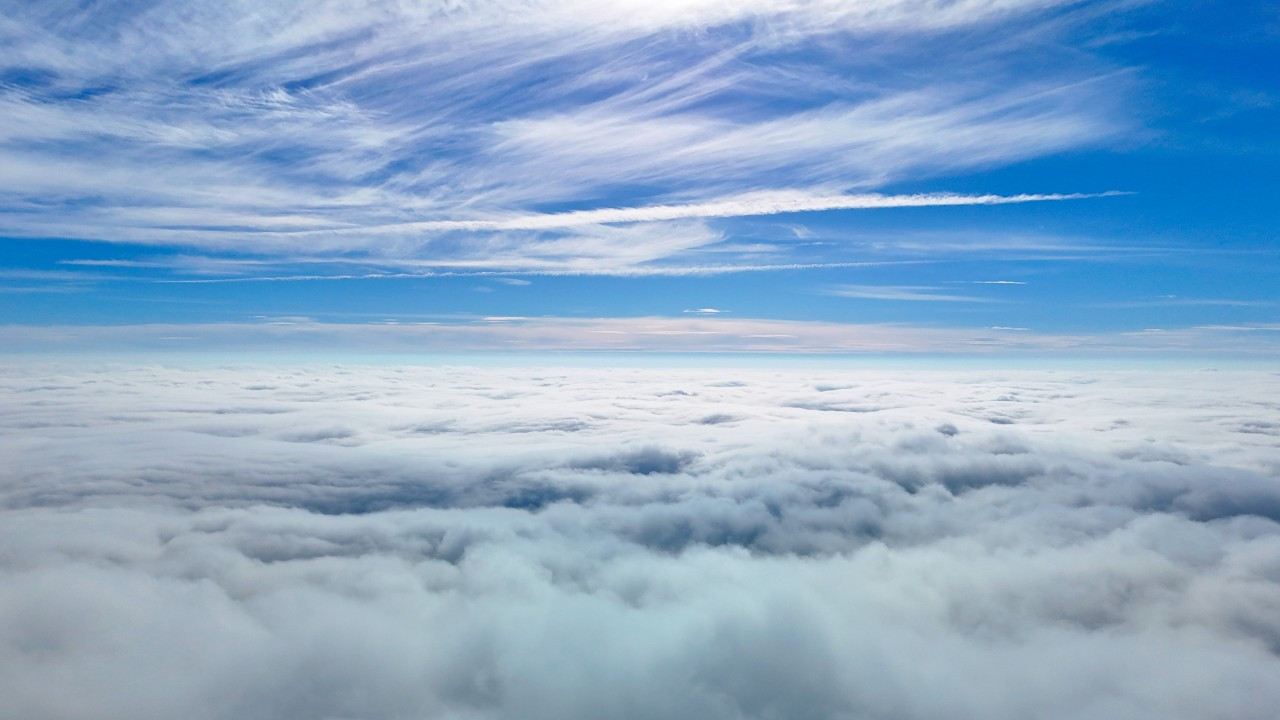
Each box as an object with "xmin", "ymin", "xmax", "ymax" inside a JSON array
[{"xmin": 1, "ymin": 363, "xmax": 1279, "ymax": 719}]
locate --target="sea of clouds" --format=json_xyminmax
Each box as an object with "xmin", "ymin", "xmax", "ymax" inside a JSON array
[{"xmin": 2, "ymin": 361, "xmax": 1278, "ymax": 720}]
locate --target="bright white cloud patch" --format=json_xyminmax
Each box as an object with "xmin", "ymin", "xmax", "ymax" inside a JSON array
[{"xmin": 2, "ymin": 362, "xmax": 1278, "ymax": 719}]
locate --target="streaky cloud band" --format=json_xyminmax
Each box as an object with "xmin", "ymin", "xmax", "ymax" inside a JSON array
[
  {"xmin": 276, "ymin": 191, "xmax": 1130, "ymax": 236},
  {"xmin": 153, "ymin": 261, "xmax": 935, "ymax": 282}
]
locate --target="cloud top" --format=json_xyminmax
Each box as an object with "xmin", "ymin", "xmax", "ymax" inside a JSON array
[{"xmin": 1, "ymin": 363, "xmax": 1278, "ymax": 719}]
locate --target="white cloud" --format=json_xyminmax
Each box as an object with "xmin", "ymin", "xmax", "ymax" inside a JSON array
[
  {"xmin": 1195, "ymin": 324, "xmax": 1280, "ymax": 332},
  {"xmin": 0, "ymin": 0, "xmax": 1133, "ymax": 269},
  {"xmin": 488, "ymin": 87, "xmax": 1124, "ymax": 200},
  {"xmin": 147, "ymin": 259, "xmax": 926, "ymax": 280},
  {"xmin": 1098, "ymin": 298, "xmax": 1276, "ymax": 308},
  {"xmin": 1, "ymin": 363, "xmax": 1278, "ymax": 719},
  {"xmin": 270, "ymin": 191, "xmax": 1117, "ymax": 237},
  {"xmin": 825, "ymin": 284, "xmax": 993, "ymax": 302}
]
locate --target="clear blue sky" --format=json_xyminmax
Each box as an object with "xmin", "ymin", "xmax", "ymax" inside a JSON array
[{"xmin": 1, "ymin": 1, "xmax": 1276, "ymax": 356}]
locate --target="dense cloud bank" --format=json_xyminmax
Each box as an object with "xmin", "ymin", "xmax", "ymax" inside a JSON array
[{"xmin": 2, "ymin": 363, "xmax": 1279, "ymax": 719}]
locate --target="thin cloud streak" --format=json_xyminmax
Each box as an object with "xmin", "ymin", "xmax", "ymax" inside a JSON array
[
  {"xmin": 826, "ymin": 285, "xmax": 995, "ymax": 302},
  {"xmin": 275, "ymin": 191, "xmax": 1124, "ymax": 236},
  {"xmin": 151, "ymin": 260, "xmax": 936, "ymax": 282},
  {"xmin": 1094, "ymin": 298, "xmax": 1277, "ymax": 308}
]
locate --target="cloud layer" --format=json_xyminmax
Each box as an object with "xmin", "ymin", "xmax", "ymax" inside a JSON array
[
  {"xmin": 1, "ymin": 0, "xmax": 1129, "ymax": 272},
  {"xmin": 2, "ymin": 362, "xmax": 1279, "ymax": 719}
]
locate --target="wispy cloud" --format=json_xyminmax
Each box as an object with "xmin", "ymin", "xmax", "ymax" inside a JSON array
[
  {"xmin": 1094, "ymin": 297, "xmax": 1277, "ymax": 308},
  {"xmin": 267, "ymin": 191, "xmax": 1120, "ymax": 237},
  {"xmin": 825, "ymin": 285, "xmax": 994, "ymax": 302},
  {"xmin": 0, "ymin": 0, "xmax": 1134, "ymax": 272},
  {"xmin": 1194, "ymin": 324, "xmax": 1280, "ymax": 332},
  {"xmin": 151, "ymin": 260, "xmax": 934, "ymax": 282}
]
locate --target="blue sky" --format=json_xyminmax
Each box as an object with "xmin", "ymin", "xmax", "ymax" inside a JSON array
[{"xmin": 1, "ymin": 0, "xmax": 1277, "ymax": 355}]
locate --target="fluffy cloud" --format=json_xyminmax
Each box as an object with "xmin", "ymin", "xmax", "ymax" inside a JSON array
[{"xmin": 2, "ymin": 362, "xmax": 1279, "ymax": 719}]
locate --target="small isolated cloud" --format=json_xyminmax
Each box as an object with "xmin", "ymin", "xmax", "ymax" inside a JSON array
[
  {"xmin": 784, "ymin": 224, "xmax": 814, "ymax": 239},
  {"xmin": 683, "ymin": 308, "xmax": 728, "ymax": 314},
  {"xmin": 253, "ymin": 315, "xmax": 314, "ymax": 325}
]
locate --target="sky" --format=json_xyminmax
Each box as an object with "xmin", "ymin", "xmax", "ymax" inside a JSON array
[
  {"xmin": 1, "ymin": 0, "xmax": 1277, "ymax": 357},
  {"xmin": 4, "ymin": 6, "xmax": 1280, "ymax": 717}
]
